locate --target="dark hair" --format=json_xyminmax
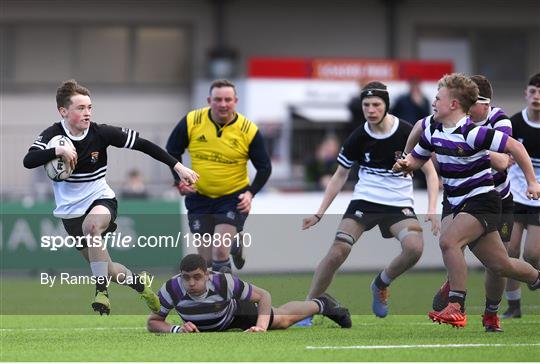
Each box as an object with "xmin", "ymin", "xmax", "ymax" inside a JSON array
[
  {"xmin": 528, "ymin": 73, "xmax": 540, "ymax": 87},
  {"xmin": 438, "ymin": 73, "xmax": 478, "ymax": 112},
  {"xmin": 180, "ymin": 254, "xmax": 207, "ymax": 273},
  {"xmin": 56, "ymin": 79, "xmax": 90, "ymax": 109},
  {"xmin": 209, "ymin": 79, "xmax": 236, "ymax": 95},
  {"xmin": 470, "ymin": 75, "xmax": 493, "ymax": 100}
]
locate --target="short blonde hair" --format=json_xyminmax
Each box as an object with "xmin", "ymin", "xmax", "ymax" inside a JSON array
[{"xmin": 438, "ymin": 73, "xmax": 478, "ymax": 112}]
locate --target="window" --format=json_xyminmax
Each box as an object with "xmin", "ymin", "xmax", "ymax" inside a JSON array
[
  {"xmin": 134, "ymin": 27, "xmax": 189, "ymax": 84},
  {"xmin": 2, "ymin": 23, "xmax": 190, "ymax": 87}
]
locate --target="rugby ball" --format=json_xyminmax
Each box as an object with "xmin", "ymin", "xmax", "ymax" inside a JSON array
[{"xmin": 44, "ymin": 135, "xmax": 74, "ymax": 181}]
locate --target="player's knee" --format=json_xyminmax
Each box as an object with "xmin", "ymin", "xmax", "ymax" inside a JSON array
[
  {"xmin": 405, "ymin": 242, "xmax": 423, "ymax": 261},
  {"xmin": 398, "ymin": 227, "xmax": 423, "ymax": 258},
  {"xmin": 327, "ymin": 243, "xmax": 351, "ymax": 265},
  {"xmin": 489, "ymin": 259, "xmax": 513, "ymax": 277},
  {"xmin": 334, "ymin": 231, "xmax": 356, "ymax": 246},
  {"xmin": 82, "ymin": 221, "xmax": 102, "ymax": 237},
  {"xmin": 438, "ymin": 234, "xmax": 455, "ymax": 252}
]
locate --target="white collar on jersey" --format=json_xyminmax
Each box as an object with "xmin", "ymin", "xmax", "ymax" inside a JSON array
[
  {"xmin": 442, "ymin": 115, "xmax": 468, "ymax": 133},
  {"xmin": 60, "ymin": 119, "xmax": 89, "ymax": 141},
  {"xmin": 522, "ymin": 108, "xmax": 540, "ymax": 129},
  {"xmin": 363, "ymin": 115, "xmax": 399, "ymax": 139}
]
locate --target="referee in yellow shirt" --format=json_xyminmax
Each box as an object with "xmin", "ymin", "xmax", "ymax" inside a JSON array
[{"xmin": 166, "ymin": 80, "xmax": 272, "ymax": 272}]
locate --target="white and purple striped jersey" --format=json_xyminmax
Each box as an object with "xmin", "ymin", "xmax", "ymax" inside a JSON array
[
  {"xmin": 412, "ymin": 116, "xmax": 509, "ymax": 210},
  {"xmin": 157, "ymin": 273, "xmax": 253, "ymax": 332},
  {"xmin": 508, "ymin": 109, "xmax": 540, "ymax": 207},
  {"xmin": 472, "ymin": 107, "xmax": 512, "ymax": 199},
  {"xmin": 338, "ymin": 117, "xmax": 414, "ymax": 207},
  {"xmin": 29, "ymin": 120, "xmax": 139, "ymax": 218}
]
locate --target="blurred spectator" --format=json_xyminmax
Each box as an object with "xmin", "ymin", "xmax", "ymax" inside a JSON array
[
  {"xmin": 391, "ymin": 78, "xmax": 431, "ymax": 125},
  {"xmin": 305, "ymin": 135, "xmax": 340, "ymax": 190},
  {"xmin": 121, "ymin": 169, "xmax": 148, "ymax": 199},
  {"xmin": 346, "ymin": 80, "xmax": 367, "ymax": 135}
]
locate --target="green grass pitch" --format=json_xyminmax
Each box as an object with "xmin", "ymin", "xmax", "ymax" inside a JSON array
[{"xmin": 1, "ymin": 271, "xmax": 539, "ymax": 361}]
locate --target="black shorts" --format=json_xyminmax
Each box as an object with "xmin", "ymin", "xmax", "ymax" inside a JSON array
[
  {"xmin": 442, "ymin": 192, "xmax": 452, "ymax": 220},
  {"xmin": 498, "ymin": 194, "xmax": 514, "ymax": 242},
  {"xmin": 453, "ymin": 190, "xmax": 501, "ymax": 237},
  {"xmin": 343, "ymin": 200, "xmax": 418, "ymax": 239},
  {"xmin": 227, "ymin": 301, "xmax": 274, "ymax": 331},
  {"xmin": 513, "ymin": 201, "xmax": 540, "ymax": 228},
  {"xmin": 185, "ymin": 188, "xmax": 249, "ymax": 235},
  {"xmin": 61, "ymin": 198, "xmax": 118, "ymax": 251}
]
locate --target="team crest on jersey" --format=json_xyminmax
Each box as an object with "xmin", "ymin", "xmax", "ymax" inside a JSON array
[
  {"xmin": 394, "ymin": 151, "xmax": 403, "ymax": 161},
  {"xmin": 226, "ymin": 211, "xmax": 236, "ymax": 220},
  {"xmin": 401, "ymin": 208, "xmax": 414, "ymax": 216},
  {"xmin": 354, "ymin": 210, "xmax": 364, "ymax": 218},
  {"xmin": 197, "ymin": 135, "xmax": 208, "ymax": 142},
  {"xmin": 457, "ymin": 146, "xmax": 465, "ymax": 156},
  {"xmin": 90, "ymin": 151, "xmax": 99, "ymax": 163},
  {"xmin": 122, "ymin": 127, "xmax": 129, "ymax": 134},
  {"xmin": 35, "ymin": 135, "xmax": 43, "ymax": 142},
  {"xmin": 192, "ymin": 219, "xmax": 201, "ymax": 231}
]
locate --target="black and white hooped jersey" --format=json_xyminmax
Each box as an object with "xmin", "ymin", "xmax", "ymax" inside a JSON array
[
  {"xmin": 338, "ymin": 117, "xmax": 414, "ymax": 207},
  {"xmin": 412, "ymin": 116, "xmax": 508, "ymax": 211},
  {"xmin": 508, "ymin": 109, "xmax": 540, "ymax": 207},
  {"xmin": 29, "ymin": 120, "xmax": 139, "ymax": 217},
  {"xmin": 157, "ymin": 273, "xmax": 253, "ymax": 332}
]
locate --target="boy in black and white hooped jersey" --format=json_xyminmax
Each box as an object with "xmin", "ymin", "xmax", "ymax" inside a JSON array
[
  {"xmin": 301, "ymin": 81, "xmax": 440, "ymax": 321},
  {"xmin": 503, "ymin": 73, "xmax": 540, "ymax": 319},
  {"xmin": 23, "ymin": 80, "xmax": 199, "ymax": 315},
  {"xmin": 394, "ymin": 73, "xmax": 540, "ymax": 328}
]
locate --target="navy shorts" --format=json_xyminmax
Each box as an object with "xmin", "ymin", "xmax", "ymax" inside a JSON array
[
  {"xmin": 61, "ymin": 198, "xmax": 118, "ymax": 250},
  {"xmin": 343, "ymin": 199, "xmax": 418, "ymax": 239},
  {"xmin": 513, "ymin": 201, "xmax": 540, "ymax": 228},
  {"xmin": 185, "ymin": 188, "xmax": 249, "ymax": 235}
]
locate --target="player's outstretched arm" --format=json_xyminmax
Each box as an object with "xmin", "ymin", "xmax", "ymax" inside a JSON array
[
  {"xmin": 504, "ymin": 137, "xmax": 540, "ymax": 199},
  {"xmin": 420, "ymin": 159, "xmax": 441, "ymax": 235},
  {"xmin": 129, "ymin": 137, "xmax": 199, "ymax": 185},
  {"xmin": 147, "ymin": 313, "xmax": 200, "ymax": 334},
  {"xmin": 147, "ymin": 313, "xmax": 174, "ymax": 333},
  {"xmin": 302, "ymin": 165, "xmax": 350, "ymax": 230},
  {"xmin": 245, "ymin": 285, "xmax": 272, "ymax": 332}
]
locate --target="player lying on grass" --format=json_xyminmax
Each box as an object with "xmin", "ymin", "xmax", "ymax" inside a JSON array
[
  {"xmin": 23, "ymin": 79, "xmax": 199, "ymax": 315},
  {"xmin": 147, "ymin": 254, "xmax": 352, "ymax": 333}
]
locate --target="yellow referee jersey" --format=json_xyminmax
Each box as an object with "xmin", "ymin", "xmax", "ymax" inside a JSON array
[{"xmin": 186, "ymin": 107, "xmax": 258, "ymax": 198}]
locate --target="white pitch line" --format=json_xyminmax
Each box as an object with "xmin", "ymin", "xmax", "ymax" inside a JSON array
[
  {"xmin": 0, "ymin": 327, "xmax": 143, "ymax": 332},
  {"xmin": 306, "ymin": 343, "xmax": 540, "ymax": 350}
]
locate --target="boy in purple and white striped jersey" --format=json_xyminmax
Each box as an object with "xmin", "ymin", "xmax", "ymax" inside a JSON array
[
  {"xmin": 146, "ymin": 254, "xmax": 351, "ymax": 333},
  {"xmin": 394, "ymin": 73, "xmax": 540, "ymax": 328},
  {"xmin": 428, "ymin": 75, "xmax": 516, "ymax": 332}
]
